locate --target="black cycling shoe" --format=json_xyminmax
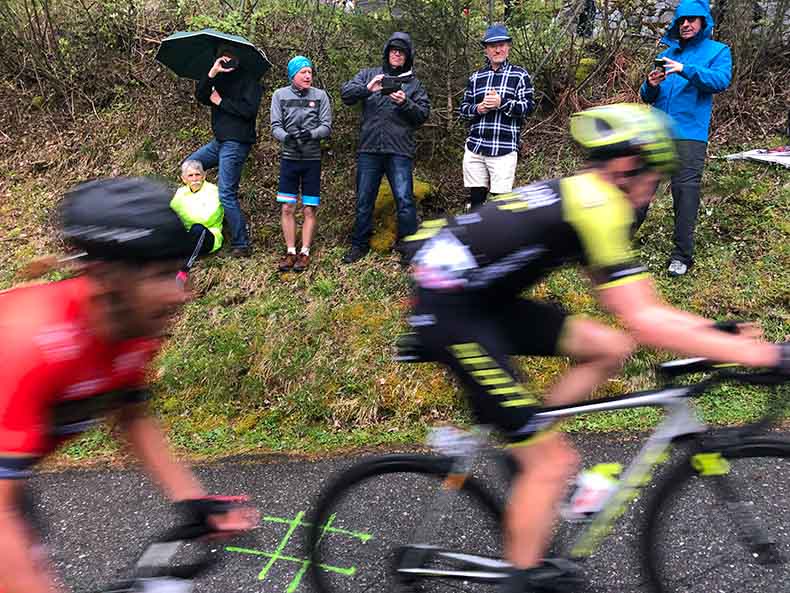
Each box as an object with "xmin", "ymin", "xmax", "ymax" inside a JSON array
[{"xmin": 499, "ymin": 558, "xmax": 586, "ymax": 593}]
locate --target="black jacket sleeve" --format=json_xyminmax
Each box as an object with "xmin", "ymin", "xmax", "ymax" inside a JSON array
[
  {"xmin": 341, "ymin": 69, "xmax": 374, "ymax": 106},
  {"xmin": 396, "ymin": 79, "xmax": 431, "ymax": 127},
  {"xmin": 196, "ymin": 75, "xmax": 214, "ymax": 107}
]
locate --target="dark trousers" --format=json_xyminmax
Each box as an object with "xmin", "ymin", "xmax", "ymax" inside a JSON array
[
  {"xmin": 181, "ymin": 224, "xmax": 215, "ymax": 273},
  {"xmin": 634, "ymin": 140, "xmax": 707, "ymax": 265},
  {"xmin": 189, "ymin": 224, "xmax": 215, "ymax": 256},
  {"xmin": 351, "ymin": 153, "xmax": 417, "ymax": 249},
  {"xmin": 187, "ymin": 139, "xmax": 252, "ymax": 248}
]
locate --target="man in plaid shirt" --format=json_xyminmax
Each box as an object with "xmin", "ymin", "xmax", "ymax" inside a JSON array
[{"xmin": 459, "ymin": 23, "xmax": 535, "ymax": 208}]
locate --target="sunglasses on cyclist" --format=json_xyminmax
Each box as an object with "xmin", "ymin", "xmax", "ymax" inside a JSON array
[{"xmin": 621, "ymin": 164, "xmax": 651, "ymax": 178}]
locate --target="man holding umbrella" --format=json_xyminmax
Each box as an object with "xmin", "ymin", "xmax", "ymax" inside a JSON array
[
  {"xmin": 157, "ymin": 30, "xmax": 269, "ymax": 259},
  {"xmin": 185, "ymin": 44, "xmax": 262, "ymax": 257}
]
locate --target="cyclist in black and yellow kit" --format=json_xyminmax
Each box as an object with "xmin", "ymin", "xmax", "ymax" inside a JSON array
[{"xmin": 401, "ymin": 104, "xmax": 788, "ymax": 592}]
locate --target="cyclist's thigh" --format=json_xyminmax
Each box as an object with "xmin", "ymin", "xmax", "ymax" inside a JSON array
[
  {"xmin": 499, "ymin": 299, "xmax": 569, "ymax": 357},
  {"xmin": 414, "ymin": 299, "xmax": 539, "ymax": 436}
]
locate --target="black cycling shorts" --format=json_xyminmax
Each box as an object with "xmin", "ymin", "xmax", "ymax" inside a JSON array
[{"xmin": 411, "ymin": 292, "xmax": 568, "ymax": 444}]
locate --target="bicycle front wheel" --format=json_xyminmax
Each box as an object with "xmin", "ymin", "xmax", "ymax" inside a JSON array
[
  {"xmin": 643, "ymin": 439, "xmax": 790, "ymax": 593},
  {"xmin": 307, "ymin": 454, "xmax": 505, "ymax": 593}
]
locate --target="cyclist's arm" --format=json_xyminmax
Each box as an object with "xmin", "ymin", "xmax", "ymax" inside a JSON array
[
  {"xmin": 117, "ymin": 402, "xmax": 206, "ymax": 502},
  {"xmin": 0, "ymin": 477, "xmax": 61, "ymax": 593},
  {"xmin": 597, "ymin": 277, "xmax": 779, "ymax": 368},
  {"xmin": 0, "ymin": 336, "xmax": 65, "ymax": 592}
]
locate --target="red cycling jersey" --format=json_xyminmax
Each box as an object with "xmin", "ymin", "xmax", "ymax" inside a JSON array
[{"xmin": 0, "ymin": 277, "xmax": 159, "ymax": 478}]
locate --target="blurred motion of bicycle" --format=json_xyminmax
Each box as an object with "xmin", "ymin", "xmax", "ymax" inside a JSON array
[{"xmin": 307, "ymin": 357, "xmax": 790, "ymax": 593}]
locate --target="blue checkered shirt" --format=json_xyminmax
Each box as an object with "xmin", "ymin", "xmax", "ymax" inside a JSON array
[{"xmin": 459, "ymin": 60, "xmax": 535, "ymax": 157}]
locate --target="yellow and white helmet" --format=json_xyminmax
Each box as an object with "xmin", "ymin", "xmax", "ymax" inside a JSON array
[{"xmin": 570, "ymin": 103, "xmax": 678, "ymax": 175}]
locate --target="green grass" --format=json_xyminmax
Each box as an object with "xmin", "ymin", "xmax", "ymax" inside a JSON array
[{"xmin": 1, "ymin": 101, "xmax": 788, "ymax": 462}]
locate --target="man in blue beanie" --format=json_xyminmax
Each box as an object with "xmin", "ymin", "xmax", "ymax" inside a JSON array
[
  {"xmin": 639, "ymin": 0, "xmax": 732, "ymax": 277},
  {"xmin": 271, "ymin": 55, "xmax": 332, "ymax": 272}
]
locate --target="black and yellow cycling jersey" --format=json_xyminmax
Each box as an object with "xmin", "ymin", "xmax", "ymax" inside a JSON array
[
  {"xmin": 403, "ymin": 172, "xmax": 650, "ymax": 443},
  {"xmin": 403, "ymin": 172, "xmax": 649, "ymax": 297}
]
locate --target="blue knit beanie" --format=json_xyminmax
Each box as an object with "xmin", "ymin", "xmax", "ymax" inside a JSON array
[{"xmin": 288, "ymin": 55, "xmax": 313, "ymax": 80}]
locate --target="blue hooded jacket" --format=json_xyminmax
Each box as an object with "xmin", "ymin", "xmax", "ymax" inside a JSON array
[{"xmin": 640, "ymin": 0, "xmax": 732, "ymax": 142}]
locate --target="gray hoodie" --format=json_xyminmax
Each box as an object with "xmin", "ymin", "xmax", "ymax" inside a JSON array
[{"xmin": 270, "ymin": 84, "xmax": 332, "ymax": 160}]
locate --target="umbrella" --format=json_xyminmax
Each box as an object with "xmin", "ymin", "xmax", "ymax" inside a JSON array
[{"xmin": 155, "ymin": 28, "xmax": 272, "ymax": 81}]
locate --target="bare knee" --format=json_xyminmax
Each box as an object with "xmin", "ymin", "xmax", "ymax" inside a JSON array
[
  {"xmin": 563, "ymin": 318, "xmax": 635, "ymax": 371},
  {"xmin": 281, "ymin": 203, "xmax": 296, "ymax": 217},
  {"xmin": 600, "ymin": 330, "xmax": 635, "ymax": 370},
  {"xmin": 303, "ymin": 206, "xmax": 316, "ymax": 221}
]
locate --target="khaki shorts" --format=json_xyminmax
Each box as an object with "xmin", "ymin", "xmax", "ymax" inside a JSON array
[{"xmin": 463, "ymin": 148, "xmax": 518, "ymax": 193}]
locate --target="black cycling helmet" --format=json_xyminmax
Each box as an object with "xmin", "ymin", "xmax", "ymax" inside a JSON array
[
  {"xmin": 570, "ymin": 103, "xmax": 678, "ymax": 175},
  {"xmin": 60, "ymin": 177, "xmax": 193, "ymax": 262}
]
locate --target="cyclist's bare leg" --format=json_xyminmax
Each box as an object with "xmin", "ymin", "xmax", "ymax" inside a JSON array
[
  {"xmin": 505, "ymin": 318, "xmax": 633, "ymax": 568},
  {"xmin": 506, "ymin": 434, "xmax": 578, "ymax": 567},
  {"xmin": 548, "ymin": 317, "xmax": 635, "ymax": 406}
]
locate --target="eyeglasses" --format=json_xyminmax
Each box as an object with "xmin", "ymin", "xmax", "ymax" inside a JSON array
[{"xmin": 678, "ymin": 16, "xmax": 700, "ymax": 25}]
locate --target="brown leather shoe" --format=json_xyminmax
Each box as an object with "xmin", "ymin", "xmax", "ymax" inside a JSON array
[
  {"xmin": 278, "ymin": 253, "xmax": 296, "ymax": 272},
  {"xmin": 293, "ymin": 252, "xmax": 310, "ymax": 272}
]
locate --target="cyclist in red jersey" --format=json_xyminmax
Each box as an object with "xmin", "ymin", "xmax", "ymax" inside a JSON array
[{"xmin": 0, "ymin": 178, "xmax": 257, "ymax": 593}]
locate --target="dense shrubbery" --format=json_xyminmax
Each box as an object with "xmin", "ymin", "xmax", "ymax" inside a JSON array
[{"xmin": 2, "ymin": 0, "xmax": 788, "ymax": 133}]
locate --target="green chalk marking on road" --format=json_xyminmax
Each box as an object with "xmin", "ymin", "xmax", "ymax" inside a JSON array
[
  {"xmin": 225, "ymin": 546, "xmax": 357, "ymax": 575},
  {"xmin": 258, "ymin": 511, "xmax": 305, "ymax": 580},
  {"xmin": 262, "ymin": 514, "xmax": 373, "ymax": 542},
  {"xmin": 226, "ymin": 510, "xmax": 373, "ymax": 591}
]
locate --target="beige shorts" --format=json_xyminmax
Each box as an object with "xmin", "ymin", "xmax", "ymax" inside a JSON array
[{"xmin": 463, "ymin": 148, "xmax": 518, "ymax": 193}]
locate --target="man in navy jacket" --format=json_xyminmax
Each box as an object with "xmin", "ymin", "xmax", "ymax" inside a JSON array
[{"xmin": 340, "ymin": 32, "xmax": 431, "ymax": 264}]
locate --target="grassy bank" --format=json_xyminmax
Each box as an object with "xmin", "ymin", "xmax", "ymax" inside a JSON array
[{"xmin": 1, "ymin": 84, "xmax": 788, "ymax": 460}]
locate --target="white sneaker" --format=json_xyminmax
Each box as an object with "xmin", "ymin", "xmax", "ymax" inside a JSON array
[{"xmin": 667, "ymin": 259, "xmax": 688, "ymax": 276}]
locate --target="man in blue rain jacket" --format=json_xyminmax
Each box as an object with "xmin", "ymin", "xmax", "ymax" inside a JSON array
[{"xmin": 639, "ymin": 0, "xmax": 731, "ymax": 277}]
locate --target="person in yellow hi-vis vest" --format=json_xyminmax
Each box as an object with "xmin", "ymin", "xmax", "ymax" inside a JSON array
[{"xmin": 170, "ymin": 160, "xmax": 224, "ymax": 284}]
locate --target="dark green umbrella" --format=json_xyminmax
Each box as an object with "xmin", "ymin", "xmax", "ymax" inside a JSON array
[{"xmin": 155, "ymin": 28, "xmax": 272, "ymax": 81}]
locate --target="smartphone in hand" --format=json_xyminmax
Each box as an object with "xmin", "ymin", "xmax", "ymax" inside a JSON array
[
  {"xmin": 654, "ymin": 58, "xmax": 666, "ymax": 71},
  {"xmin": 221, "ymin": 56, "xmax": 239, "ymax": 70}
]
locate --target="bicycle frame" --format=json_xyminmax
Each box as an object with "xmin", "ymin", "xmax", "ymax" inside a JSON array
[
  {"xmin": 401, "ymin": 383, "xmax": 715, "ymax": 580},
  {"xmin": 542, "ymin": 390, "xmax": 706, "ymax": 559}
]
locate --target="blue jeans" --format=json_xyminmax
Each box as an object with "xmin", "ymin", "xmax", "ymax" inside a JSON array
[
  {"xmin": 186, "ymin": 139, "xmax": 252, "ymax": 248},
  {"xmin": 351, "ymin": 153, "xmax": 417, "ymax": 249}
]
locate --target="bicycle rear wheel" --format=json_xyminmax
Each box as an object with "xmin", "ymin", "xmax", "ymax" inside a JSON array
[
  {"xmin": 307, "ymin": 454, "xmax": 505, "ymax": 593},
  {"xmin": 643, "ymin": 439, "xmax": 790, "ymax": 593}
]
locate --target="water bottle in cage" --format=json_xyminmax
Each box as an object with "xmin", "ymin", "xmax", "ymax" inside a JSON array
[{"xmin": 562, "ymin": 463, "xmax": 622, "ymax": 522}]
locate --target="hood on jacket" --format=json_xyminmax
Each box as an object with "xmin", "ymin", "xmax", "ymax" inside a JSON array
[
  {"xmin": 383, "ymin": 31, "xmax": 414, "ymax": 75},
  {"xmin": 663, "ymin": 0, "xmax": 714, "ymax": 46}
]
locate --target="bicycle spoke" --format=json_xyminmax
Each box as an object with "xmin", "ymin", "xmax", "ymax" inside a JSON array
[
  {"xmin": 310, "ymin": 462, "xmax": 504, "ymax": 593},
  {"xmin": 645, "ymin": 447, "xmax": 790, "ymax": 593},
  {"xmin": 709, "ymin": 474, "xmax": 786, "ymax": 565}
]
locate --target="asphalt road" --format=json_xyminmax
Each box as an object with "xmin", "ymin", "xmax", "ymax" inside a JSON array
[{"xmin": 29, "ymin": 433, "xmax": 790, "ymax": 593}]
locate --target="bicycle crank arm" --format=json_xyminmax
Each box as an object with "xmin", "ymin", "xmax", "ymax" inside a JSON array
[
  {"xmin": 436, "ymin": 551, "xmax": 512, "ymax": 569},
  {"xmin": 397, "ymin": 567, "xmax": 510, "ymax": 581}
]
